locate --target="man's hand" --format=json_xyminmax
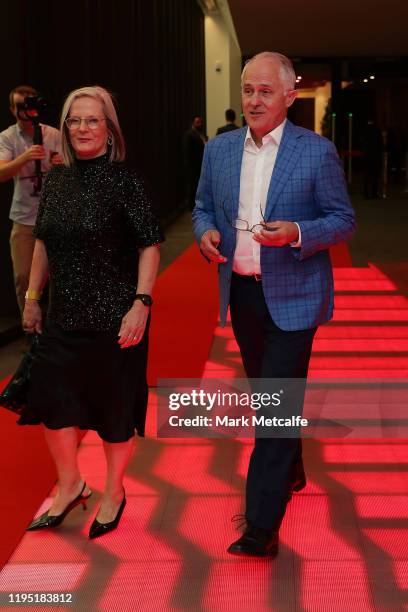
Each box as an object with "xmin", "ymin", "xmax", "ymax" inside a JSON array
[
  {"xmin": 253, "ymin": 221, "xmax": 299, "ymax": 247},
  {"xmin": 23, "ymin": 300, "xmax": 43, "ymax": 334},
  {"xmin": 118, "ymin": 301, "xmax": 149, "ymax": 349},
  {"xmin": 0, "ymin": 146, "xmax": 46, "ymax": 182},
  {"xmin": 200, "ymin": 230, "xmax": 227, "ymax": 263},
  {"xmin": 22, "ymin": 145, "xmax": 46, "ymax": 163}
]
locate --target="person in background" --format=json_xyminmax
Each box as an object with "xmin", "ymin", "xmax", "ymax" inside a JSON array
[
  {"xmin": 362, "ymin": 119, "xmax": 383, "ymax": 199},
  {"xmin": 216, "ymin": 108, "xmax": 239, "ymax": 135},
  {"xmin": 183, "ymin": 115, "xmax": 207, "ymax": 210},
  {"xmin": 0, "ymin": 85, "xmax": 61, "ymax": 315},
  {"xmin": 20, "ymin": 86, "xmax": 163, "ymax": 540}
]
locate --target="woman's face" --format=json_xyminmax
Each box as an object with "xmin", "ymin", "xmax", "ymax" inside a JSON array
[{"xmin": 67, "ymin": 97, "xmax": 109, "ymax": 159}]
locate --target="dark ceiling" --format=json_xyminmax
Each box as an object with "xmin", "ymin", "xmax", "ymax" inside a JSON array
[{"xmin": 228, "ymin": 0, "xmax": 408, "ymax": 58}]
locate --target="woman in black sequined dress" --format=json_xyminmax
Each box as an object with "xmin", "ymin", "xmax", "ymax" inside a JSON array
[{"xmin": 20, "ymin": 86, "xmax": 163, "ymax": 539}]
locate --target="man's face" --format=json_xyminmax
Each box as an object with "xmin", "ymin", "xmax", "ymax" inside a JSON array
[
  {"xmin": 242, "ymin": 58, "xmax": 296, "ymax": 138},
  {"xmin": 10, "ymin": 94, "xmax": 29, "ymax": 124},
  {"xmin": 193, "ymin": 116, "xmax": 203, "ymax": 130}
]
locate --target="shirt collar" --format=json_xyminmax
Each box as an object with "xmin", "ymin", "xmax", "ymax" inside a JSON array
[{"xmin": 245, "ymin": 118, "xmax": 286, "ymax": 148}]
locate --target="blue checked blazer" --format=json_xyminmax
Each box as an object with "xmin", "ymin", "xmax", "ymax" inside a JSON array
[{"xmin": 192, "ymin": 120, "xmax": 356, "ymax": 331}]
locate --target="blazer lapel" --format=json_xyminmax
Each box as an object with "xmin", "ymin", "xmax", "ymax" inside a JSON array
[{"xmin": 264, "ymin": 120, "xmax": 304, "ymax": 220}]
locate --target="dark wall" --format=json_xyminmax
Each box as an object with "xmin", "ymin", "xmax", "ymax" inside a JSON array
[
  {"xmin": 0, "ymin": 0, "xmax": 205, "ymax": 317},
  {"xmin": 288, "ymin": 99, "xmax": 315, "ymax": 132}
]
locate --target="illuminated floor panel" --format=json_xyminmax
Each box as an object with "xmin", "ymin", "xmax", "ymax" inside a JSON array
[
  {"xmin": 204, "ymin": 561, "xmax": 295, "ymax": 611},
  {"xmin": 329, "ymin": 471, "xmax": 408, "ymax": 494},
  {"xmin": 362, "ymin": 529, "xmax": 408, "ymax": 559},
  {"xmin": 334, "ymin": 279, "xmax": 397, "ymax": 291},
  {"xmin": 333, "ymin": 266, "xmax": 389, "ymax": 280},
  {"xmin": 300, "ymin": 561, "xmax": 372, "ymax": 611},
  {"xmin": 334, "ymin": 295, "xmax": 408, "ymax": 308},
  {"xmin": 356, "ymin": 495, "xmax": 408, "ymax": 519},
  {"xmin": 1, "ymin": 264, "xmax": 407, "ymax": 609},
  {"xmin": 313, "ymin": 338, "xmax": 408, "ymax": 351},
  {"xmin": 323, "ymin": 443, "xmax": 408, "ymax": 463},
  {"xmin": 315, "ymin": 325, "xmax": 408, "ymax": 339},
  {"xmin": 333, "ymin": 309, "xmax": 408, "ymax": 321},
  {"xmin": 310, "ymin": 369, "xmax": 408, "ymax": 378},
  {"xmin": 0, "ymin": 562, "xmax": 88, "ymax": 592},
  {"xmin": 310, "ymin": 356, "xmax": 408, "ymax": 368}
]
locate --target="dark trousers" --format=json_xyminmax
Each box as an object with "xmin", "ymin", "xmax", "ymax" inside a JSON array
[{"xmin": 229, "ymin": 273, "xmax": 317, "ymax": 531}]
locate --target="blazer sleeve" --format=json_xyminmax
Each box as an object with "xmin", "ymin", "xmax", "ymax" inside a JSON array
[
  {"xmin": 293, "ymin": 140, "xmax": 356, "ymax": 261},
  {"xmin": 191, "ymin": 142, "xmax": 218, "ymax": 243}
]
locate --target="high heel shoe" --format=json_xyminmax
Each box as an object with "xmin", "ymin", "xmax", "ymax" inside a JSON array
[
  {"xmin": 89, "ymin": 493, "xmax": 126, "ymax": 540},
  {"xmin": 27, "ymin": 482, "xmax": 92, "ymax": 531}
]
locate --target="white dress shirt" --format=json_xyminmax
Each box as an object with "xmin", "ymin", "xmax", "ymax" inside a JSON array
[
  {"xmin": 232, "ymin": 120, "xmax": 300, "ymax": 275},
  {"xmin": 0, "ymin": 123, "xmax": 60, "ymax": 225}
]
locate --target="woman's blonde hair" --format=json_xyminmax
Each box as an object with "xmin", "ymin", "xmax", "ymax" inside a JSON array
[{"xmin": 60, "ymin": 86, "xmax": 126, "ymax": 165}]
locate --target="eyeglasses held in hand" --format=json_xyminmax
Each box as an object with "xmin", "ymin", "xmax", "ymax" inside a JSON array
[
  {"xmin": 65, "ymin": 117, "xmax": 106, "ymax": 130},
  {"xmin": 223, "ymin": 202, "xmax": 267, "ymax": 233}
]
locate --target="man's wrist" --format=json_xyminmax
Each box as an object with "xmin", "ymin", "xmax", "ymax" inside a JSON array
[
  {"xmin": 201, "ymin": 228, "xmax": 217, "ymax": 240},
  {"xmin": 18, "ymin": 150, "xmax": 30, "ymax": 165},
  {"xmin": 290, "ymin": 222, "xmax": 301, "ymax": 247}
]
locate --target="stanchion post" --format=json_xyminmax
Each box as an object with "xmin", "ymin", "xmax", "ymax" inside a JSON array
[
  {"xmin": 331, "ymin": 112, "xmax": 336, "ymax": 143},
  {"xmin": 382, "ymin": 129, "xmax": 388, "ymax": 199},
  {"xmin": 348, "ymin": 113, "xmax": 353, "ymax": 184},
  {"xmin": 404, "ymin": 149, "xmax": 408, "ymax": 193}
]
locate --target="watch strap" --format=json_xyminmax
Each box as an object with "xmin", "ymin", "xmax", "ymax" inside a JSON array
[{"xmin": 134, "ymin": 293, "xmax": 153, "ymax": 307}]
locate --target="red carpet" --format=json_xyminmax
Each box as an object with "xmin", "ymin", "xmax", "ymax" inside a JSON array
[
  {"xmin": 330, "ymin": 242, "xmax": 353, "ymax": 267},
  {"xmin": 1, "ymin": 240, "xmax": 407, "ymax": 608},
  {"xmin": 0, "ymin": 243, "xmax": 218, "ymax": 569},
  {"xmin": 0, "ymin": 409, "xmax": 56, "ymax": 568},
  {"xmin": 148, "ymin": 243, "xmax": 218, "ymax": 384}
]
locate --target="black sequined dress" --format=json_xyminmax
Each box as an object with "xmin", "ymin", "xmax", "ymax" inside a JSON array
[{"xmin": 19, "ymin": 154, "xmax": 163, "ymax": 442}]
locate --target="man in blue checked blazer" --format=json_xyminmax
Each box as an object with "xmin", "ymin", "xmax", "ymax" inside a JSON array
[{"xmin": 192, "ymin": 52, "xmax": 355, "ymax": 558}]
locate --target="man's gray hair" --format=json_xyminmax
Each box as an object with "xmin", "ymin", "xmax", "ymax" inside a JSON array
[{"xmin": 241, "ymin": 52, "xmax": 296, "ymax": 91}]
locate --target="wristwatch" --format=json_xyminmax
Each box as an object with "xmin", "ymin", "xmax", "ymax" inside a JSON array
[{"xmin": 134, "ymin": 294, "xmax": 153, "ymax": 307}]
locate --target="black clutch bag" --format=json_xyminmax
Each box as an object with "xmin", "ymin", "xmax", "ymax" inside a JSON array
[{"xmin": 0, "ymin": 334, "xmax": 40, "ymax": 415}]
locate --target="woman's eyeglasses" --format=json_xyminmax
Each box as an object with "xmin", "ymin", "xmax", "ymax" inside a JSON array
[{"xmin": 65, "ymin": 117, "xmax": 106, "ymax": 130}]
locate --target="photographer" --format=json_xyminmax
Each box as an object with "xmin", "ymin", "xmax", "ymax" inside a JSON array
[{"xmin": 0, "ymin": 85, "xmax": 61, "ymax": 316}]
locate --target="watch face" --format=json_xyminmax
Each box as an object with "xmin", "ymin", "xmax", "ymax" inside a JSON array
[{"xmin": 136, "ymin": 294, "xmax": 152, "ymax": 306}]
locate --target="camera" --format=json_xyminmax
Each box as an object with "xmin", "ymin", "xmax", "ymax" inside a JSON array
[
  {"xmin": 16, "ymin": 94, "xmax": 50, "ymax": 194},
  {"xmin": 16, "ymin": 95, "xmax": 48, "ymax": 122}
]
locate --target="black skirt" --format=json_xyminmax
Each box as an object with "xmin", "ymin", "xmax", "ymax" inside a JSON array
[{"xmin": 18, "ymin": 318, "xmax": 150, "ymax": 443}]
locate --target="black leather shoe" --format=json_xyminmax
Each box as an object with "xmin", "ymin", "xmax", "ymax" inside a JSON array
[
  {"xmin": 227, "ymin": 525, "xmax": 279, "ymax": 557},
  {"xmin": 89, "ymin": 495, "xmax": 126, "ymax": 540},
  {"xmin": 27, "ymin": 482, "xmax": 92, "ymax": 531}
]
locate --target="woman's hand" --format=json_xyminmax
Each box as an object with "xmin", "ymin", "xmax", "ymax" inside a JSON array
[
  {"xmin": 118, "ymin": 301, "xmax": 149, "ymax": 349},
  {"xmin": 23, "ymin": 300, "xmax": 43, "ymax": 334}
]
